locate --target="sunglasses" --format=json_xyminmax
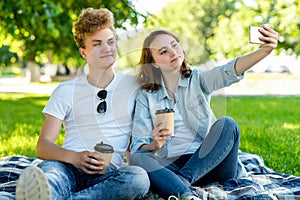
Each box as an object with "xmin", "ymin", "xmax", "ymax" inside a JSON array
[{"xmin": 97, "ymin": 90, "xmax": 107, "ymax": 113}]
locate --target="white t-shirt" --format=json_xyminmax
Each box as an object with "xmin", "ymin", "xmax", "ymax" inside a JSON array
[{"xmin": 42, "ymin": 74, "xmax": 138, "ymax": 168}]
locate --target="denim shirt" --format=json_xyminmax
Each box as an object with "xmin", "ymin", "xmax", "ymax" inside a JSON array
[
  {"xmin": 131, "ymin": 58, "xmax": 244, "ymax": 154},
  {"xmin": 130, "ymin": 57, "xmax": 249, "ymax": 178}
]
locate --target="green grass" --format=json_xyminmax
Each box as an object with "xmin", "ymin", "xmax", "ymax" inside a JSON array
[
  {"xmin": 0, "ymin": 93, "xmax": 299, "ymax": 176},
  {"xmin": 212, "ymin": 95, "xmax": 300, "ymax": 176},
  {"xmin": 0, "ymin": 93, "xmax": 64, "ymax": 157}
]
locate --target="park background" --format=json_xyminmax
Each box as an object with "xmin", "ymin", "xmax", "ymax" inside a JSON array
[{"xmin": 0, "ymin": 0, "xmax": 299, "ymax": 176}]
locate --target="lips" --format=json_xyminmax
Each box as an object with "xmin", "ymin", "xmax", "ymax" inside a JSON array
[
  {"xmin": 100, "ymin": 54, "xmax": 113, "ymax": 58},
  {"xmin": 171, "ymin": 56, "xmax": 181, "ymax": 63}
]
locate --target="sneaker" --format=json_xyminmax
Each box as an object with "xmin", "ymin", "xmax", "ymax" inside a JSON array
[
  {"xmin": 168, "ymin": 195, "xmax": 179, "ymax": 200},
  {"xmin": 168, "ymin": 195, "xmax": 201, "ymax": 200},
  {"xmin": 185, "ymin": 195, "xmax": 202, "ymax": 200},
  {"xmin": 16, "ymin": 167, "xmax": 51, "ymax": 200}
]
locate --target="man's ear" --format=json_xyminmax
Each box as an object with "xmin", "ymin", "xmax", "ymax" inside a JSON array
[{"xmin": 79, "ymin": 48, "xmax": 87, "ymax": 59}]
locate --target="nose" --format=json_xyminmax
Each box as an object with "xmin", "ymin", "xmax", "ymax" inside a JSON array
[
  {"xmin": 101, "ymin": 43, "xmax": 110, "ymax": 52},
  {"xmin": 169, "ymin": 48, "xmax": 176, "ymax": 56}
]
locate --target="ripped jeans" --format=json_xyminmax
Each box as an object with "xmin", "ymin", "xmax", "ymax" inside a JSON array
[{"xmin": 37, "ymin": 160, "xmax": 150, "ymax": 200}]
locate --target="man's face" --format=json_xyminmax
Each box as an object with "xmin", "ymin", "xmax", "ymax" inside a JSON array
[{"xmin": 80, "ymin": 28, "xmax": 117, "ymax": 70}]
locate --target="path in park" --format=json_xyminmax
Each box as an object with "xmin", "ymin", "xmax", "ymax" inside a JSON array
[{"xmin": 0, "ymin": 73, "xmax": 300, "ymax": 96}]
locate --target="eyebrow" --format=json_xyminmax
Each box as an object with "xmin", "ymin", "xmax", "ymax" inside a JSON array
[
  {"xmin": 91, "ymin": 37, "xmax": 115, "ymax": 43},
  {"xmin": 157, "ymin": 40, "xmax": 177, "ymax": 52}
]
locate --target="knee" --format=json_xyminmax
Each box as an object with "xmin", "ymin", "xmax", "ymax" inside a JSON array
[
  {"xmin": 219, "ymin": 116, "xmax": 236, "ymax": 124},
  {"xmin": 219, "ymin": 116, "xmax": 240, "ymax": 137},
  {"xmin": 38, "ymin": 160, "xmax": 70, "ymax": 178},
  {"xmin": 124, "ymin": 166, "xmax": 150, "ymax": 196},
  {"xmin": 218, "ymin": 116, "xmax": 239, "ymax": 129},
  {"xmin": 38, "ymin": 160, "xmax": 61, "ymax": 168}
]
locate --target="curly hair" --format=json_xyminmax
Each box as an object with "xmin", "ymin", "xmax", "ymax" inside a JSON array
[
  {"xmin": 73, "ymin": 8, "xmax": 115, "ymax": 48},
  {"xmin": 137, "ymin": 30, "xmax": 191, "ymax": 91}
]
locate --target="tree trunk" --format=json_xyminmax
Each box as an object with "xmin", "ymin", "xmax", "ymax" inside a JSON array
[{"xmin": 26, "ymin": 61, "xmax": 40, "ymax": 82}]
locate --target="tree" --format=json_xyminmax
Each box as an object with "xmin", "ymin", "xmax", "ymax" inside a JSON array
[
  {"xmin": 145, "ymin": 0, "xmax": 239, "ymax": 65},
  {"xmin": 0, "ymin": 0, "xmax": 145, "ymax": 68},
  {"xmin": 210, "ymin": 0, "xmax": 300, "ymax": 59},
  {"xmin": 0, "ymin": 46, "xmax": 18, "ymax": 68},
  {"xmin": 144, "ymin": 0, "xmax": 300, "ymax": 64}
]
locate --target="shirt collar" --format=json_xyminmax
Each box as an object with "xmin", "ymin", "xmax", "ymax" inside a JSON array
[{"xmin": 157, "ymin": 74, "xmax": 189, "ymax": 101}]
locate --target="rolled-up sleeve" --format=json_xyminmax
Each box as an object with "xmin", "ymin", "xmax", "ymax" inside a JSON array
[{"xmin": 130, "ymin": 90, "xmax": 154, "ymax": 152}]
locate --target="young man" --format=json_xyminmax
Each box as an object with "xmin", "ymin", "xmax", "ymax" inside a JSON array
[{"xmin": 15, "ymin": 8, "xmax": 149, "ymax": 200}]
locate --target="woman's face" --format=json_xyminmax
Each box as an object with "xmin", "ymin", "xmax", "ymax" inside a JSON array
[{"xmin": 149, "ymin": 34, "xmax": 184, "ymax": 71}]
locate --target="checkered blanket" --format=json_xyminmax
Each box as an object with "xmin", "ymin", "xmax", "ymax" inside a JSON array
[
  {"xmin": 0, "ymin": 152, "xmax": 299, "ymax": 199},
  {"xmin": 0, "ymin": 156, "xmax": 43, "ymax": 199},
  {"xmin": 193, "ymin": 151, "xmax": 300, "ymax": 199}
]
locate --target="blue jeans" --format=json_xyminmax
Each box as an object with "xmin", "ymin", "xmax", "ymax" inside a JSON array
[
  {"xmin": 37, "ymin": 161, "xmax": 150, "ymax": 200},
  {"xmin": 130, "ymin": 116, "xmax": 240, "ymax": 199},
  {"xmin": 0, "ymin": 191, "xmax": 15, "ymax": 200}
]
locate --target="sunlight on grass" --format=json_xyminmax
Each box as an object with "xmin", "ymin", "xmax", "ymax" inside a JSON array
[
  {"xmin": 0, "ymin": 93, "xmax": 43, "ymax": 99},
  {"xmin": 283, "ymin": 123, "xmax": 300, "ymax": 130},
  {"xmin": 0, "ymin": 122, "xmax": 64, "ymax": 157},
  {"xmin": 13, "ymin": 123, "xmax": 38, "ymax": 133},
  {"xmin": 0, "ymin": 135, "xmax": 39, "ymax": 156},
  {"xmin": 2, "ymin": 135, "xmax": 38, "ymax": 149}
]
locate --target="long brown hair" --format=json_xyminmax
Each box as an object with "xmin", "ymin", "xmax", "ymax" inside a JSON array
[{"xmin": 137, "ymin": 30, "xmax": 191, "ymax": 91}]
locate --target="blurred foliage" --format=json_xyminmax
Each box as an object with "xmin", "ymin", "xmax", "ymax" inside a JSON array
[
  {"xmin": 0, "ymin": 0, "xmax": 145, "ymax": 68},
  {"xmin": 1, "ymin": 0, "xmax": 299, "ymax": 70},
  {"xmin": 144, "ymin": 0, "xmax": 239, "ymax": 64},
  {"xmin": 0, "ymin": 46, "xmax": 19, "ymax": 67},
  {"xmin": 144, "ymin": 0, "xmax": 300, "ymax": 65}
]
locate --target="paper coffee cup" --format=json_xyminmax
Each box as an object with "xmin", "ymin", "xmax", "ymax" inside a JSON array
[
  {"xmin": 155, "ymin": 108, "xmax": 174, "ymax": 136},
  {"xmin": 94, "ymin": 141, "xmax": 114, "ymax": 174}
]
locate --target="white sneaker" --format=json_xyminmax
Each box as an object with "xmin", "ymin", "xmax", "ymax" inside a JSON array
[
  {"xmin": 168, "ymin": 195, "xmax": 201, "ymax": 200},
  {"xmin": 16, "ymin": 167, "xmax": 51, "ymax": 200},
  {"xmin": 185, "ymin": 195, "xmax": 202, "ymax": 200},
  {"xmin": 168, "ymin": 195, "xmax": 179, "ymax": 200}
]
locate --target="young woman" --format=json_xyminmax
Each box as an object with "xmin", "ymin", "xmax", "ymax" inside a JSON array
[{"xmin": 130, "ymin": 27, "xmax": 278, "ymax": 199}]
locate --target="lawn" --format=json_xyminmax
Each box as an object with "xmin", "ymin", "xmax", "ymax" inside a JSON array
[
  {"xmin": 0, "ymin": 92, "xmax": 299, "ymax": 176},
  {"xmin": 0, "ymin": 93, "xmax": 65, "ymax": 157},
  {"xmin": 212, "ymin": 95, "xmax": 300, "ymax": 176}
]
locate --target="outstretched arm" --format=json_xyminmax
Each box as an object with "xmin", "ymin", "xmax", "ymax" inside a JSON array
[{"xmin": 235, "ymin": 25, "xmax": 279, "ymax": 76}]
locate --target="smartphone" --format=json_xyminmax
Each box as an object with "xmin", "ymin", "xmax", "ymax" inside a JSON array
[{"xmin": 249, "ymin": 26, "xmax": 265, "ymax": 44}]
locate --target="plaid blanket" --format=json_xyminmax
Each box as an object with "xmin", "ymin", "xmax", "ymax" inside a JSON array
[
  {"xmin": 0, "ymin": 156, "xmax": 43, "ymax": 199},
  {"xmin": 193, "ymin": 151, "xmax": 300, "ymax": 199},
  {"xmin": 0, "ymin": 152, "xmax": 299, "ymax": 199}
]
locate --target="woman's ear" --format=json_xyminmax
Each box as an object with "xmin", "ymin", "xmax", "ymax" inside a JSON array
[{"xmin": 79, "ymin": 48, "xmax": 87, "ymax": 59}]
